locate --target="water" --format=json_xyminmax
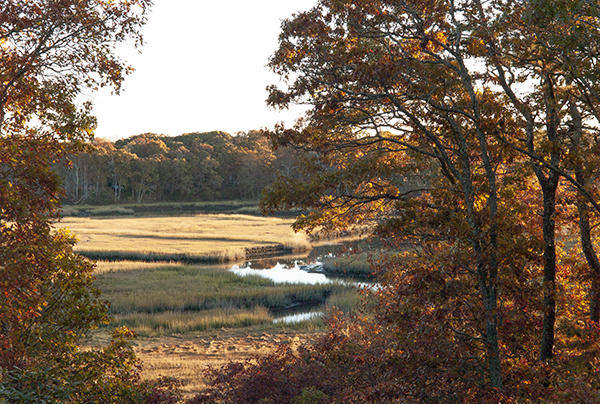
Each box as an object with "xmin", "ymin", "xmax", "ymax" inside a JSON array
[
  {"xmin": 229, "ymin": 260, "xmax": 380, "ymax": 324},
  {"xmin": 230, "ymin": 261, "xmax": 379, "ymax": 290},
  {"xmin": 230, "ymin": 261, "xmax": 336, "ymax": 285},
  {"xmin": 228, "ymin": 238, "xmax": 381, "ymax": 324},
  {"xmin": 273, "ymin": 311, "xmax": 323, "ymax": 324}
]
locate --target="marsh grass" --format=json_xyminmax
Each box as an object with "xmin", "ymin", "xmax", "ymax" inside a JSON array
[
  {"xmin": 325, "ymin": 289, "xmax": 362, "ymax": 313},
  {"xmin": 269, "ymin": 289, "xmax": 364, "ymax": 331},
  {"xmin": 61, "ymin": 200, "xmax": 260, "ymax": 217},
  {"xmin": 322, "ymin": 253, "xmax": 375, "ymax": 280},
  {"xmin": 81, "ymin": 249, "xmax": 246, "ymax": 264},
  {"xmin": 96, "ymin": 263, "xmax": 360, "ymax": 335},
  {"xmin": 94, "ymin": 260, "xmax": 181, "ymax": 274},
  {"xmin": 114, "ymin": 307, "xmax": 271, "ymax": 337},
  {"xmin": 96, "ymin": 265, "xmax": 352, "ymax": 314},
  {"xmin": 270, "ymin": 316, "xmax": 326, "ymax": 331},
  {"xmin": 56, "ymin": 213, "xmax": 311, "ymax": 262}
]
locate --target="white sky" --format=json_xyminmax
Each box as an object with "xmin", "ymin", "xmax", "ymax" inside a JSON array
[{"xmin": 91, "ymin": 0, "xmax": 316, "ymax": 141}]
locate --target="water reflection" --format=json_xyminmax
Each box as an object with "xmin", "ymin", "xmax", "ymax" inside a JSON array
[
  {"xmin": 273, "ymin": 311, "xmax": 323, "ymax": 324},
  {"xmin": 230, "ymin": 261, "xmax": 380, "ymax": 290},
  {"xmin": 230, "ymin": 259, "xmax": 380, "ymax": 324},
  {"xmin": 230, "ymin": 262, "xmax": 335, "ymax": 285}
]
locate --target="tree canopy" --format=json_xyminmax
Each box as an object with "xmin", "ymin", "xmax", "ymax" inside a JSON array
[
  {"xmin": 0, "ymin": 1, "xmax": 180, "ymax": 401},
  {"xmin": 53, "ymin": 130, "xmax": 306, "ymax": 204},
  {"xmin": 227, "ymin": 0, "xmax": 600, "ymax": 400}
]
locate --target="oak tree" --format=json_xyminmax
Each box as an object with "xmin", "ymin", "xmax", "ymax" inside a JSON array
[
  {"xmin": 261, "ymin": 0, "xmax": 600, "ymax": 392},
  {"xmin": 0, "ymin": 1, "xmax": 167, "ymax": 401}
]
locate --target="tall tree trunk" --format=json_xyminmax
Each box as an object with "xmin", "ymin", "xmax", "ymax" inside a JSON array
[
  {"xmin": 538, "ymin": 74, "xmax": 560, "ymax": 362},
  {"xmin": 569, "ymin": 98, "xmax": 600, "ymax": 322},
  {"xmin": 591, "ymin": 266, "xmax": 600, "ymax": 323},
  {"xmin": 82, "ymin": 162, "xmax": 88, "ymax": 202},
  {"xmin": 482, "ymin": 280, "xmax": 502, "ymax": 388},
  {"xmin": 540, "ymin": 183, "xmax": 558, "ymax": 361},
  {"xmin": 576, "ymin": 178, "xmax": 600, "ymax": 322},
  {"xmin": 74, "ymin": 161, "xmax": 79, "ymax": 202}
]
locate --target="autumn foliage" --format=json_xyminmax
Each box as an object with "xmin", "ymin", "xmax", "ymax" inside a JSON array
[
  {"xmin": 5, "ymin": 0, "xmax": 600, "ymax": 402},
  {"xmin": 0, "ymin": 1, "xmax": 180, "ymax": 402},
  {"xmin": 196, "ymin": 0, "xmax": 600, "ymax": 402}
]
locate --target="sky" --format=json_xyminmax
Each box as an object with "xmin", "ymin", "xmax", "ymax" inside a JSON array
[{"xmin": 90, "ymin": 0, "xmax": 316, "ymax": 141}]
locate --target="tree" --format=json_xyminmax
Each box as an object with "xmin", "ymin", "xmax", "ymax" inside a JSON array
[
  {"xmin": 263, "ymin": 0, "xmax": 524, "ymax": 388},
  {"xmin": 0, "ymin": 1, "xmax": 178, "ymax": 401},
  {"xmin": 260, "ymin": 0, "xmax": 600, "ymax": 393},
  {"xmin": 456, "ymin": 0, "xmax": 600, "ymax": 361}
]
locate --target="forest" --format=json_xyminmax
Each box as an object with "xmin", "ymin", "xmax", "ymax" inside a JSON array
[{"xmin": 54, "ymin": 131, "xmax": 303, "ymax": 204}]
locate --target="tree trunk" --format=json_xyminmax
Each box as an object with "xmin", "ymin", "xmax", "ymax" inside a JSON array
[
  {"xmin": 569, "ymin": 96, "xmax": 600, "ymax": 322},
  {"xmin": 74, "ymin": 161, "xmax": 79, "ymax": 202},
  {"xmin": 540, "ymin": 185, "xmax": 557, "ymax": 361},
  {"xmin": 538, "ymin": 74, "xmax": 560, "ymax": 362},
  {"xmin": 592, "ymin": 270, "xmax": 600, "ymax": 323},
  {"xmin": 576, "ymin": 188, "xmax": 600, "ymax": 322},
  {"xmin": 483, "ymin": 283, "xmax": 502, "ymax": 388},
  {"xmin": 82, "ymin": 163, "xmax": 88, "ymax": 202}
]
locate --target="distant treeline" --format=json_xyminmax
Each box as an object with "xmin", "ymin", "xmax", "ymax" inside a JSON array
[{"xmin": 54, "ymin": 131, "xmax": 303, "ymax": 204}]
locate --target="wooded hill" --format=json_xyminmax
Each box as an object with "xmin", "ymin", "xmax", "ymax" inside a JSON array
[{"xmin": 54, "ymin": 131, "xmax": 303, "ymax": 204}]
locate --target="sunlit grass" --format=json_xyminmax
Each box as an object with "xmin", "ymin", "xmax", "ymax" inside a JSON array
[
  {"xmin": 115, "ymin": 307, "xmax": 272, "ymax": 337},
  {"xmin": 56, "ymin": 213, "xmax": 310, "ymax": 262},
  {"xmin": 322, "ymin": 252, "xmax": 375, "ymax": 279},
  {"xmin": 96, "ymin": 265, "xmax": 352, "ymax": 314},
  {"xmin": 94, "ymin": 260, "xmax": 181, "ymax": 274}
]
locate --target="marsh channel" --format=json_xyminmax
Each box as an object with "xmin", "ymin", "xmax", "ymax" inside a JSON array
[
  {"xmin": 97, "ymin": 240, "xmax": 378, "ymax": 334},
  {"xmin": 228, "ymin": 241, "xmax": 376, "ymax": 324}
]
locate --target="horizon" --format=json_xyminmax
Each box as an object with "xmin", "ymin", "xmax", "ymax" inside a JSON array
[{"xmin": 93, "ymin": 128, "xmax": 259, "ymax": 143}]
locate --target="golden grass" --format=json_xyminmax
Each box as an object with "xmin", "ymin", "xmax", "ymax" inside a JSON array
[
  {"xmin": 56, "ymin": 213, "xmax": 310, "ymax": 260},
  {"xmin": 115, "ymin": 307, "xmax": 272, "ymax": 336},
  {"xmin": 93, "ymin": 260, "xmax": 181, "ymax": 274},
  {"xmin": 134, "ymin": 332, "xmax": 316, "ymax": 398}
]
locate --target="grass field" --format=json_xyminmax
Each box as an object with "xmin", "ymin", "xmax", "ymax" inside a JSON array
[
  {"xmin": 73, "ymin": 208, "xmax": 366, "ymax": 396},
  {"xmin": 94, "ymin": 262, "xmax": 357, "ymax": 337},
  {"xmin": 114, "ymin": 307, "xmax": 273, "ymax": 335},
  {"xmin": 322, "ymin": 253, "xmax": 374, "ymax": 279},
  {"xmin": 131, "ymin": 331, "xmax": 316, "ymax": 397},
  {"xmin": 56, "ymin": 213, "xmax": 310, "ymax": 263},
  {"xmin": 94, "ymin": 260, "xmax": 181, "ymax": 274}
]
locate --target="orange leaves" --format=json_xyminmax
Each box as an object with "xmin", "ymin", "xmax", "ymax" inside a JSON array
[
  {"xmin": 467, "ymin": 36, "xmax": 487, "ymax": 56},
  {"xmin": 0, "ymin": 0, "xmax": 149, "ymax": 141},
  {"xmin": 285, "ymin": 48, "xmax": 302, "ymax": 64},
  {"xmin": 421, "ymin": 30, "xmax": 449, "ymax": 53},
  {"xmin": 434, "ymin": 30, "xmax": 448, "ymax": 45}
]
